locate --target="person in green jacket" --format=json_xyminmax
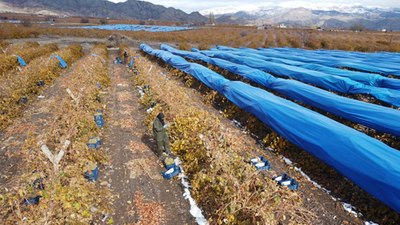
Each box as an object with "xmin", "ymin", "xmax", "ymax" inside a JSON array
[{"xmin": 153, "ymin": 113, "xmax": 171, "ymax": 156}]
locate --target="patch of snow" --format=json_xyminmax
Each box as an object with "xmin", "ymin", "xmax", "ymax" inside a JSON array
[
  {"xmin": 232, "ymin": 119, "xmax": 244, "ymax": 129},
  {"xmin": 231, "ymin": 119, "xmax": 249, "ymax": 134},
  {"xmin": 201, "ymin": 2, "xmax": 388, "ymax": 15},
  {"xmin": 250, "ymin": 158, "xmax": 258, "ymax": 163},
  {"xmin": 273, "ymin": 175, "xmax": 284, "ymax": 182},
  {"xmin": 137, "ymin": 86, "xmax": 145, "ymax": 98},
  {"xmin": 343, "ymin": 203, "xmax": 361, "ymax": 217},
  {"xmin": 255, "ymin": 162, "xmax": 265, "ymax": 167},
  {"xmin": 365, "ymin": 221, "xmax": 379, "ymax": 225},
  {"xmin": 175, "ymin": 158, "xmax": 208, "ymax": 225},
  {"xmin": 164, "ymin": 167, "xmax": 174, "ymax": 175},
  {"xmin": 282, "ymin": 157, "xmax": 293, "ymax": 165},
  {"xmin": 146, "ymin": 107, "xmax": 154, "ymax": 114}
]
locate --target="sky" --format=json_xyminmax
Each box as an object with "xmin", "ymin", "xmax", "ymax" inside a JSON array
[{"xmin": 108, "ymin": 0, "xmax": 400, "ymax": 14}]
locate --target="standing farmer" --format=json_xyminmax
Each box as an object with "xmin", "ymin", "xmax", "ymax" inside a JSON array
[
  {"xmin": 153, "ymin": 113, "xmax": 171, "ymax": 156},
  {"xmin": 123, "ymin": 51, "xmax": 128, "ymax": 64}
]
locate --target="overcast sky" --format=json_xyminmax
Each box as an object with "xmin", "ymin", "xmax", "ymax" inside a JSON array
[{"xmin": 108, "ymin": 0, "xmax": 400, "ymax": 13}]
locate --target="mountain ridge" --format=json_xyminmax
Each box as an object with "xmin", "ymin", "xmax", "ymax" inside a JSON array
[
  {"xmin": 0, "ymin": 0, "xmax": 207, "ymax": 23},
  {"xmin": 213, "ymin": 5, "xmax": 400, "ymax": 30}
]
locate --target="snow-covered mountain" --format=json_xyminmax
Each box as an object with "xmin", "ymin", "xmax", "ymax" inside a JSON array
[{"xmin": 205, "ymin": 4, "xmax": 400, "ymax": 30}]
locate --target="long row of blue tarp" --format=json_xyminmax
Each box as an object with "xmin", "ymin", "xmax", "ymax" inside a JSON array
[
  {"xmin": 270, "ymin": 48, "xmax": 400, "ymax": 68},
  {"xmin": 264, "ymin": 47, "xmax": 400, "ymax": 73},
  {"xmin": 76, "ymin": 24, "xmax": 192, "ymax": 32},
  {"xmin": 257, "ymin": 48, "xmax": 400, "ymax": 76},
  {"xmin": 141, "ymin": 43, "xmax": 400, "ymax": 212},
  {"xmin": 198, "ymin": 49, "xmax": 400, "ymax": 107},
  {"xmin": 160, "ymin": 44, "xmax": 400, "ymax": 137},
  {"xmin": 215, "ymin": 46, "xmax": 400, "ymax": 90}
]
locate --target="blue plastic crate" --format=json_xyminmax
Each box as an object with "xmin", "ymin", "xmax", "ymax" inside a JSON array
[
  {"xmin": 37, "ymin": 80, "xmax": 45, "ymax": 87},
  {"xmin": 288, "ymin": 180, "xmax": 299, "ymax": 191},
  {"xmin": 94, "ymin": 112, "xmax": 103, "ymax": 121},
  {"xmin": 87, "ymin": 137, "xmax": 101, "ymax": 149},
  {"xmin": 94, "ymin": 112, "xmax": 104, "ymax": 128},
  {"xmin": 273, "ymin": 173, "xmax": 299, "ymax": 190},
  {"xmin": 84, "ymin": 166, "xmax": 99, "ymax": 182},
  {"xmin": 24, "ymin": 196, "xmax": 41, "ymax": 206},
  {"xmin": 162, "ymin": 165, "xmax": 181, "ymax": 180},
  {"xmin": 129, "ymin": 58, "xmax": 135, "ymax": 68},
  {"xmin": 250, "ymin": 156, "xmax": 271, "ymax": 171},
  {"xmin": 95, "ymin": 119, "xmax": 104, "ymax": 128},
  {"xmin": 33, "ymin": 178, "xmax": 45, "ymax": 190},
  {"xmin": 20, "ymin": 96, "xmax": 28, "ymax": 104}
]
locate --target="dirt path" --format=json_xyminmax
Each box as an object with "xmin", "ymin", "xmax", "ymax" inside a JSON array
[{"xmin": 102, "ymin": 54, "xmax": 193, "ymax": 225}]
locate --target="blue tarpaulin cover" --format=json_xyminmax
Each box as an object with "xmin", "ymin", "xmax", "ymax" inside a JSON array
[
  {"xmin": 141, "ymin": 43, "xmax": 400, "ymax": 213},
  {"xmin": 198, "ymin": 49, "xmax": 400, "ymax": 107},
  {"xmin": 51, "ymin": 55, "xmax": 67, "ymax": 68},
  {"xmin": 76, "ymin": 24, "xmax": 191, "ymax": 32},
  {"xmin": 129, "ymin": 58, "xmax": 135, "ymax": 68},
  {"xmin": 16, "ymin": 55, "xmax": 27, "ymax": 67},
  {"xmin": 216, "ymin": 46, "xmax": 400, "ymax": 90},
  {"xmin": 160, "ymin": 44, "xmax": 400, "ymax": 137},
  {"xmin": 269, "ymin": 47, "xmax": 400, "ymax": 71},
  {"xmin": 256, "ymin": 47, "xmax": 400, "ymax": 76}
]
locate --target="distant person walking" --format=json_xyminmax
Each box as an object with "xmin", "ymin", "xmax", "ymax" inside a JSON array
[
  {"xmin": 123, "ymin": 51, "xmax": 128, "ymax": 64},
  {"xmin": 153, "ymin": 113, "xmax": 171, "ymax": 156}
]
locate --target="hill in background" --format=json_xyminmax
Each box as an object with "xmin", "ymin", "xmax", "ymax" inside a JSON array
[{"xmin": 0, "ymin": 0, "xmax": 207, "ymax": 23}]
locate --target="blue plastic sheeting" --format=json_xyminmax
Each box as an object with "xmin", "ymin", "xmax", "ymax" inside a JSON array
[
  {"xmin": 50, "ymin": 55, "xmax": 67, "ymax": 68},
  {"xmin": 257, "ymin": 48, "xmax": 400, "ymax": 76},
  {"xmin": 129, "ymin": 58, "xmax": 135, "ymax": 68},
  {"xmin": 141, "ymin": 44, "xmax": 227, "ymax": 93},
  {"xmin": 199, "ymin": 49, "xmax": 400, "ymax": 107},
  {"xmin": 216, "ymin": 46, "xmax": 400, "ymax": 90},
  {"xmin": 301, "ymin": 64, "xmax": 400, "ymax": 90},
  {"xmin": 76, "ymin": 24, "xmax": 191, "ymax": 32},
  {"xmin": 270, "ymin": 47, "xmax": 400, "ymax": 70},
  {"xmin": 161, "ymin": 44, "xmax": 400, "ymax": 137},
  {"xmin": 141, "ymin": 43, "xmax": 400, "ymax": 212},
  {"xmin": 16, "ymin": 55, "xmax": 27, "ymax": 67},
  {"xmin": 264, "ymin": 47, "xmax": 400, "ymax": 71}
]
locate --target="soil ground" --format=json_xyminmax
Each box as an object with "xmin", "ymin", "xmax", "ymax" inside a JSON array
[
  {"xmin": 100, "ymin": 54, "xmax": 193, "ymax": 224},
  {"xmin": 0, "ymin": 37, "xmax": 392, "ymax": 224}
]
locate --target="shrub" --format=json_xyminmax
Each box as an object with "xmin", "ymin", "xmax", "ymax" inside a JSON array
[
  {"xmin": 198, "ymin": 43, "xmax": 209, "ymax": 50},
  {"xmin": 21, "ymin": 19, "xmax": 32, "ymax": 27},
  {"xmin": 80, "ymin": 18, "xmax": 89, "ymax": 23},
  {"xmin": 178, "ymin": 42, "xmax": 191, "ymax": 50},
  {"xmin": 99, "ymin": 19, "xmax": 108, "ymax": 25}
]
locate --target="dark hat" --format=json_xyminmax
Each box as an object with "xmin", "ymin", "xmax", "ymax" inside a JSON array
[{"xmin": 157, "ymin": 113, "xmax": 165, "ymax": 119}]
